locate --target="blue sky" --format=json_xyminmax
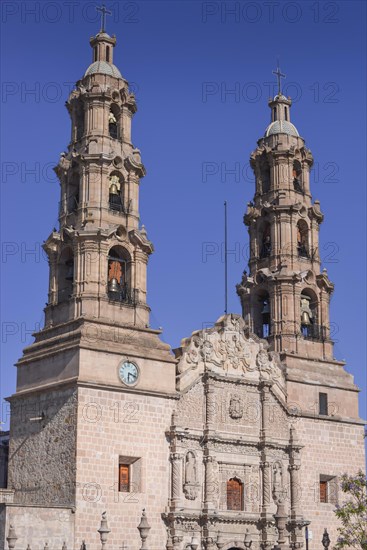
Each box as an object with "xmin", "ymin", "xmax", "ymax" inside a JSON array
[{"xmin": 1, "ymin": 0, "xmax": 366, "ymax": 429}]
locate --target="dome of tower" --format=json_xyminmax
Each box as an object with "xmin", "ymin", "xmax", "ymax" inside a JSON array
[
  {"xmin": 84, "ymin": 61, "xmax": 122, "ymax": 79},
  {"xmin": 264, "ymin": 120, "xmax": 299, "ymax": 137}
]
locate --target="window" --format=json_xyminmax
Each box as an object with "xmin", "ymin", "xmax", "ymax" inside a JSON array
[
  {"xmin": 94, "ymin": 46, "xmax": 97, "ymax": 62},
  {"xmin": 259, "ymin": 223, "xmax": 271, "ymax": 258},
  {"xmin": 58, "ymin": 248, "xmax": 74, "ymax": 303},
  {"xmin": 227, "ymin": 478, "xmax": 243, "ymax": 511},
  {"xmin": 319, "ymin": 393, "xmax": 328, "ymax": 415},
  {"xmin": 319, "ymin": 475, "xmax": 338, "ymax": 505},
  {"xmin": 106, "ymin": 46, "xmax": 110, "ymax": 63},
  {"xmin": 109, "ymin": 106, "xmax": 119, "ymax": 139},
  {"xmin": 293, "ymin": 160, "xmax": 303, "ymax": 192},
  {"xmin": 297, "ymin": 221, "xmax": 309, "ymax": 258},
  {"xmin": 284, "ymin": 106, "xmax": 288, "ymax": 121},
  {"xmin": 109, "ymin": 173, "xmax": 124, "ymax": 212},
  {"xmin": 320, "ymin": 480, "xmax": 327, "ymax": 503},
  {"xmin": 118, "ymin": 456, "xmax": 142, "ymax": 493},
  {"xmin": 119, "ymin": 464, "xmax": 130, "ymax": 492}
]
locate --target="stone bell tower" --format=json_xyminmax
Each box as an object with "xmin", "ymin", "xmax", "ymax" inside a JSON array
[
  {"xmin": 2, "ymin": 21, "xmax": 177, "ymax": 550},
  {"xmin": 237, "ymin": 69, "xmax": 365, "ymax": 541},
  {"xmin": 237, "ymin": 88, "xmax": 333, "ymax": 361}
]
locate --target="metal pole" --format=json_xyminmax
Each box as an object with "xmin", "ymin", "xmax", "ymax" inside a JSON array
[{"xmin": 224, "ymin": 201, "xmax": 228, "ymax": 315}]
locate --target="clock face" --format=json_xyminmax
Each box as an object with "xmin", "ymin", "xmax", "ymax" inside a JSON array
[{"xmin": 119, "ymin": 361, "xmax": 139, "ymax": 386}]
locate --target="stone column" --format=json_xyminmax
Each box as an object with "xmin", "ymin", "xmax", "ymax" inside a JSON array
[
  {"xmin": 204, "ymin": 455, "xmax": 217, "ymax": 510},
  {"xmin": 289, "ymin": 463, "xmax": 300, "ymax": 519},
  {"xmin": 170, "ymin": 453, "xmax": 182, "ymax": 508},
  {"xmin": 260, "ymin": 383, "xmax": 271, "ymax": 441},
  {"xmin": 261, "ymin": 461, "xmax": 271, "ymax": 516},
  {"xmin": 205, "ymin": 380, "xmax": 216, "ymax": 431}
]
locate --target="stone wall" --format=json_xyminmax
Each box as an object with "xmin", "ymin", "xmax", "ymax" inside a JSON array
[
  {"xmin": 297, "ymin": 416, "xmax": 365, "ymax": 548},
  {"xmin": 0, "ymin": 504, "xmax": 75, "ymax": 549},
  {"xmin": 7, "ymin": 387, "xmax": 77, "ymax": 507},
  {"xmin": 74, "ymin": 385, "xmax": 176, "ymax": 549}
]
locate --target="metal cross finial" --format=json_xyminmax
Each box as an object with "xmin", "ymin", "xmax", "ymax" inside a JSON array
[
  {"xmin": 96, "ymin": 4, "xmax": 112, "ymax": 33},
  {"xmin": 272, "ymin": 60, "xmax": 286, "ymax": 96}
]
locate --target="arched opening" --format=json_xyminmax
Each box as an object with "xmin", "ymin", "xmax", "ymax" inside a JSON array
[
  {"xmin": 227, "ymin": 478, "xmax": 243, "ymax": 511},
  {"xmin": 106, "ymin": 45, "xmax": 110, "ymax": 63},
  {"xmin": 259, "ymin": 222, "xmax": 271, "ymax": 259},
  {"xmin": 58, "ymin": 247, "xmax": 74, "ymax": 303},
  {"xmin": 261, "ymin": 162, "xmax": 271, "ymax": 193},
  {"xmin": 300, "ymin": 289, "xmax": 322, "ymax": 339},
  {"xmin": 256, "ymin": 290, "xmax": 271, "ymax": 338},
  {"xmin": 109, "ymin": 104, "xmax": 119, "ymax": 139},
  {"xmin": 107, "ymin": 246, "xmax": 134, "ymax": 304},
  {"xmin": 75, "ymin": 104, "xmax": 84, "ymax": 141},
  {"xmin": 273, "ymin": 107, "xmax": 276, "ymax": 121},
  {"xmin": 297, "ymin": 220, "xmax": 309, "ymax": 258},
  {"xmin": 284, "ymin": 106, "xmax": 288, "ymax": 121},
  {"xmin": 93, "ymin": 46, "xmax": 98, "ymax": 62},
  {"xmin": 108, "ymin": 172, "xmax": 124, "ymax": 212},
  {"xmin": 293, "ymin": 160, "xmax": 303, "ymax": 192},
  {"xmin": 67, "ymin": 172, "xmax": 79, "ymax": 214}
]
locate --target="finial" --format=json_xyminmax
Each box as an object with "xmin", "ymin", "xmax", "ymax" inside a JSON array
[
  {"xmin": 137, "ymin": 509, "xmax": 151, "ymax": 549},
  {"xmin": 96, "ymin": 4, "xmax": 112, "ymax": 33},
  {"xmin": 272, "ymin": 59, "xmax": 286, "ymax": 96},
  {"xmin": 98, "ymin": 511, "xmax": 111, "ymax": 549}
]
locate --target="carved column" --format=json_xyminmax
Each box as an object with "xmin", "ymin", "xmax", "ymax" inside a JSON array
[
  {"xmin": 48, "ymin": 251, "xmax": 58, "ymax": 306},
  {"xmin": 205, "ymin": 379, "xmax": 216, "ymax": 431},
  {"xmin": 289, "ymin": 464, "xmax": 300, "ymax": 519},
  {"xmin": 204, "ymin": 455, "xmax": 217, "ymax": 510},
  {"xmin": 170, "ymin": 452, "xmax": 182, "ymax": 508},
  {"xmin": 261, "ymin": 460, "xmax": 271, "ymax": 516},
  {"xmin": 289, "ymin": 425, "xmax": 302, "ymax": 520},
  {"xmin": 260, "ymin": 383, "xmax": 271, "ymax": 441}
]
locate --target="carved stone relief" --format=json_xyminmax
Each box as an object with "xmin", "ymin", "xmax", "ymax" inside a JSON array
[{"xmin": 229, "ymin": 394, "xmax": 243, "ymax": 420}]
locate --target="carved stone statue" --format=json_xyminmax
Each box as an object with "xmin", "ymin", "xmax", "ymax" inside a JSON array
[
  {"xmin": 272, "ymin": 462, "xmax": 284, "ymax": 504},
  {"xmin": 183, "ymin": 452, "xmax": 199, "ymax": 501}
]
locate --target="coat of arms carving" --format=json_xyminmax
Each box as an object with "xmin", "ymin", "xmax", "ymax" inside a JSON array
[{"xmin": 229, "ymin": 394, "xmax": 243, "ymax": 419}]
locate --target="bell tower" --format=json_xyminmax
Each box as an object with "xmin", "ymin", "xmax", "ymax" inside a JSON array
[
  {"xmin": 45, "ymin": 27, "xmax": 152, "ymax": 331},
  {"xmin": 237, "ymin": 66, "xmax": 362, "ymax": 429},
  {"xmin": 237, "ymin": 81, "xmax": 334, "ymax": 362},
  {"xmin": 4, "ymin": 23, "xmax": 177, "ymax": 548}
]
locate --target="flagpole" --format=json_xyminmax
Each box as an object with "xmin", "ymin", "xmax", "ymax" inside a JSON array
[{"xmin": 224, "ymin": 201, "xmax": 228, "ymax": 315}]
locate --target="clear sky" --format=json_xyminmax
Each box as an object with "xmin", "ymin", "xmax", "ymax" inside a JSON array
[{"xmin": 0, "ymin": 0, "xmax": 366, "ymax": 430}]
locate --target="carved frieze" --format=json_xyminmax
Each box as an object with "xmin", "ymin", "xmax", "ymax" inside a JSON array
[{"xmin": 175, "ymin": 314, "xmax": 285, "ymax": 389}]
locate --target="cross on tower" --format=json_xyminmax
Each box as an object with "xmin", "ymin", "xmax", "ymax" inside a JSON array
[
  {"xmin": 96, "ymin": 4, "xmax": 112, "ymax": 33},
  {"xmin": 272, "ymin": 61, "xmax": 286, "ymax": 96}
]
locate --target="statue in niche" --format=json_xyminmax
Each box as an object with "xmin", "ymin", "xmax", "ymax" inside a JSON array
[
  {"xmin": 272, "ymin": 462, "xmax": 284, "ymax": 504},
  {"xmin": 183, "ymin": 452, "xmax": 199, "ymax": 501}
]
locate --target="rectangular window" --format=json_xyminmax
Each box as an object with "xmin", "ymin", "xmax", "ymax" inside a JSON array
[
  {"xmin": 119, "ymin": 464, "xmax": 130, "ymax": 492},
  {"xmin": 320, "ymin": 475, "xmax": 338, "ymax": 504},
  {"xmin": 319, "ymin": 392, "xmax": 328, "ymax": 415},
  {"xmin": 118, "ymin": 456, "xmax": 142, "ymax": 493}
]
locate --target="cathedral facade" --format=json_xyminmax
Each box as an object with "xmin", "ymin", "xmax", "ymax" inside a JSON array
[{"xmin": 0, "ymin": 25, "xmax": 365, "ymax": 550}]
